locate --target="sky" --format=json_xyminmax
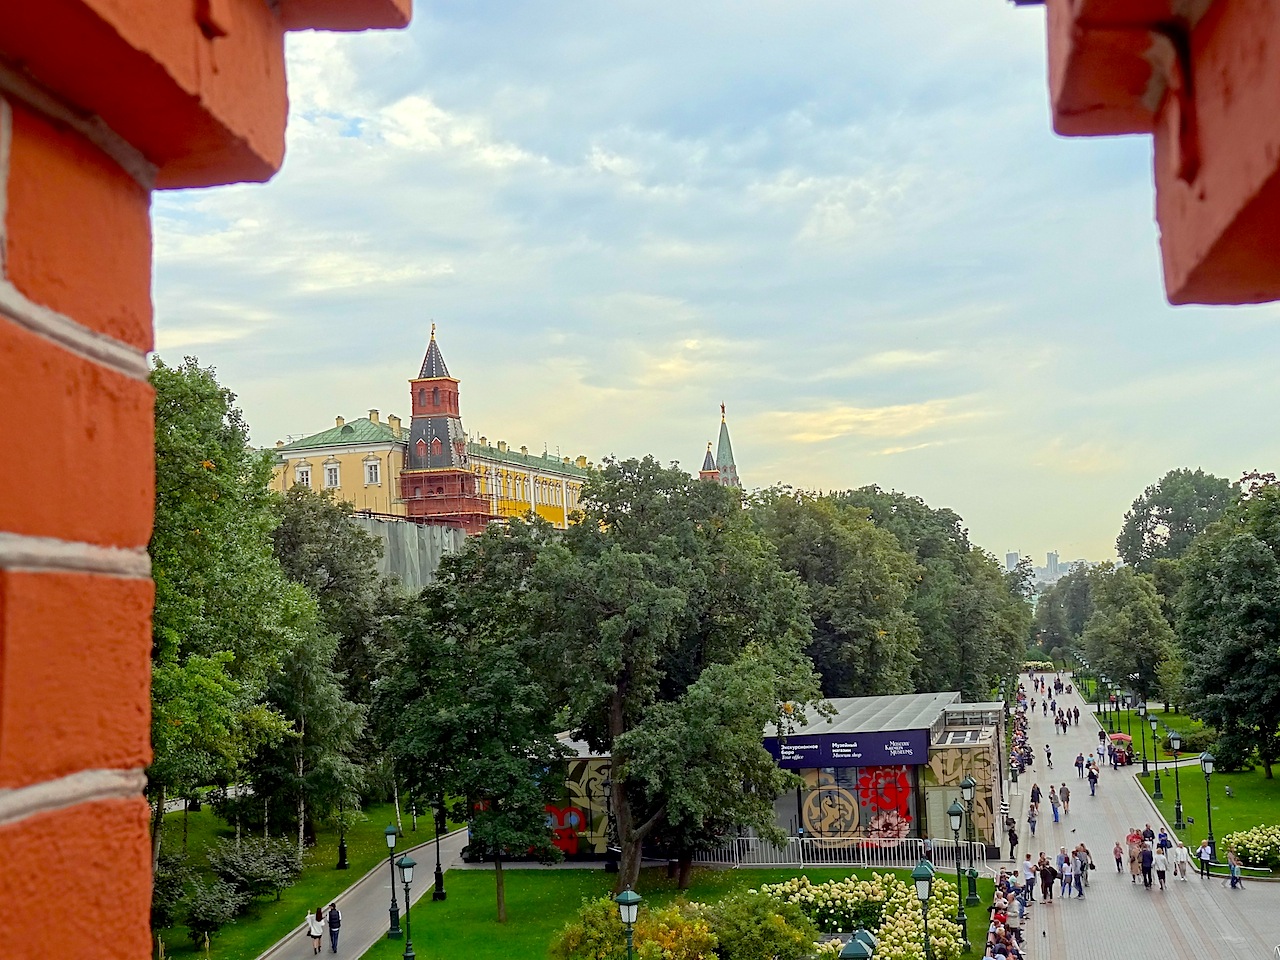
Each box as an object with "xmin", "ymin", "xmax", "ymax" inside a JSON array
[{"xmin": 151, "ymin": 1, "xmax": 1280, "ymax": 565}]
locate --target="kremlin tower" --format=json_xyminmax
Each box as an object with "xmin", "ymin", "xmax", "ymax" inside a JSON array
[
  {"xmin": 699, "ymin": 403, "xmax": 741, "ymax": 489},
  {"xmin": 399, "ymin": 325, "xmax": 493, "ymax": 533}
]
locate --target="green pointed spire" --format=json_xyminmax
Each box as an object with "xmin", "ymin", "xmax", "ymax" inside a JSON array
[{"xmin": 715, "ymin": 403, "xmax": 740, "ymax": 488}]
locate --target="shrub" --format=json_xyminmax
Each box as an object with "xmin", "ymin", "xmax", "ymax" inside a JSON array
[
  {"xmin": 1210, "ymin": 728, "xmax": 1256, "ymax": 773},
  {"xmin": 758, "ymin": 875, "xmax": 883, "ymax": 934},
  {"xmin": 1222, "ymin": 826, "xmax": 1280, "ymax": 870},
  {"xmin": 151, "ymin": 851, "xmax": 194, "ymax": 929},
  {"xmin": 206, "ymin": 836, "xmax": 302, "ymax": 902},
  {"xmin": 549, "ymin": 897, "xmax": 626, "ymax": 960},
  {"xmin": 181, "ymin": 878, "xmax": 248, "ymax": 946},
  {"xmin": 1174, "ymin": 727, "xmax": 1216, "ymax": 754},
  {"xmin": 700, "ymin": 891, "xmax": 816, "ymax": 960},
  {"xmin": 636, "ymin": 903, "xmax": 718, "ymax": 960}
]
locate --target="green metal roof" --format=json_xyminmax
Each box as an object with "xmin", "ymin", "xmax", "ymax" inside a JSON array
[
  {"xmin": 467, "ymin": 441, "xmax": 593, "ymax": 478},
  {"xmin": 277, "ymin": 417, "xmax": 402, "ymax": 452}
]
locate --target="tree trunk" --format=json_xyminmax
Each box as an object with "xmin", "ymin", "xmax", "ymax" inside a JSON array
[
  {"xmin": 1264, "ymin": 757, "xmax": 1274, "ymax": 779},
  {"xmin": 494, "ymin": 855, "xmax": 507, "ymax": 923},
  {"xmin": 264, "ymin": 796, "xmax": 269, "ymax": 839},
  {"xmin": 677, "ymin": 856, "xmax": 694, "ymax": 890},
  {"xmin": 297, "ymin": 756, "xmax": 307, "ymax": 861},
  {"xmin": 183, "ymin": 801, "xmax": 189, "ymax": 853},
  {"xmin": 393, "ymin": 778, "xmax": 404, "ymax": 835},
  {"xmin": 150, "ymin": 783, "xmax": 166, "ymax": 873}
]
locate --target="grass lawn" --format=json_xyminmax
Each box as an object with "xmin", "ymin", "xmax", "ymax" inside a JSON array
[
  {"xmin": 156, "ymin": 802, "xmax": 453, "ymax": 959},
  {"xmin": 359, "ymin": 866, "xmax": 996, "ymax": 960},
  {"xmin": 1140, "ymin": 760, "xmax": 1280, "ymax": 870}
]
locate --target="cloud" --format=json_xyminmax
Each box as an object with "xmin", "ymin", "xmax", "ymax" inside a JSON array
[{"xmin": 756, "ymin": 398, "xmax": 979, "ymax": 445}]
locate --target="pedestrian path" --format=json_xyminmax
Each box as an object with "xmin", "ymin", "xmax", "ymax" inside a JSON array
[
  {"xmin": 1005, "ymin": 674, "xmax": 1280, "ymax": 959},
  {"xmin": 256, "ymin": 827, "xmax": 469, "ymax": 960}
]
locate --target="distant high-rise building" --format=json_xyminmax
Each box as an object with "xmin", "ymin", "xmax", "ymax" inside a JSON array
[
  {"xmin": 1047, "ymin": 551, "xmax": 1060, "ymax": 578},
  {"xmin": 1006, "ymin": 552, "xmax": 1020, "ymax": 572}
]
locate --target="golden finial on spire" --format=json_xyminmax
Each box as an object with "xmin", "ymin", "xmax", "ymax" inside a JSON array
[
  {"xmin": 720, "ymin": 402, "xmax": 726, "ymax": 421},
  {"xmin": 430, "ymin": 321, "xmax": 436, "ymax": 340},
  {"xmin": 707, "ymin": 441, "xmax": 713, "ymax": 451}
]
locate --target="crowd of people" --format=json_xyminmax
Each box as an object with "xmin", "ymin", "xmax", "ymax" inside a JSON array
[{"xmin": 977, "ymin": 667, "xmax": 1247, "ymax": 959}]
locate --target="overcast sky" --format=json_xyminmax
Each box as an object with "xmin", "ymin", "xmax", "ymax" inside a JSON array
[{"xmin": 151, "ymin": 1, "xmax": 1280, "ymax": 564}]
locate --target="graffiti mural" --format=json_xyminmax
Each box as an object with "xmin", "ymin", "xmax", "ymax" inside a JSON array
[
  {"xmin": 796, "ymin": 765, "xmax": 918, "ymax": 845},
  {"xmin": 556, "ymin": 757, "xmax": 612, "ymax": 855},
  {"xmin": 925, "ymin": 741, "xmax": 997, "ymax": 843}
]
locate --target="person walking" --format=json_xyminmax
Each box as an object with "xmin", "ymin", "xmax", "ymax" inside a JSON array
[
  {"xmin": 1140, "ymin": 842, "xmax": 1155, "ymax": 889},
  {"xmin": 1045, "ymin": 744, "xmax": 1053, "ymax": 769},
  {"xmin": 1153, "ymin": 848, "xmax": 1169, "ymax": 890},
  {"xmin": 1059, "ymin": 783, "xmax": 1070, "ymax": 814},
  {"xmin": 1129, "ymin": 842, "xmax": 1143, "ymax": 884},
  {"xmin": 1030, "ymin": 783, "xmax": 1042, "ymax": 807},
  {"xmin": 1022, "ymin": 854, "xmax": 1037, "ymax": 902},
  {"xmin": 1075, "ymin": 753, "xmax": 1085, "ymax": 778},
  {"xmin": 1113, "ymin": 840, "xmax": 1124, "ymax": 873},
  {"xmin": 1039, "ymin": 859, "xmax": 1057, "ymax": 902},
  {"xmin": 1072, "ymin": 847, "xmax": 1088, "ymax": 897},
  {"xmin": 1027, "ymin": 806, "xmax": 1038, "ymax": 837},
  {"xmin": 306, "ymin": 907, "xmax": 326, "ymax": 956},
  {"xmin": 1087, "ymin": 765, "xmax": 1099, "ymax": 796},
  {"xmin": 1048, "ymin": 786, "xmax": 1060, "ymax": 823},
  {"xmin": 327, "ymin": 902, "xmax": 342, "ymax": 953},
  {"xmin": 1174, "ymin": 841, "xmax": 1190, "ymax": 881},
  {"xmin": 1228, "ymin": 848, "xmax": 1244, "ymax": 889},
  {"xmin": 1059, "ymin": 854, "xmax": 1074, "ymax": 899},
  {"xmin": 1196, "ymin": 839, "xmax": 1213, "ymax": 878},
  {"xmin": 1007, "ymin": 823, "xmax": 1018, "ymax": 861},
  {"xmin": 1073, "ymin": 705, "xmax": 1080, "ymax": 725}
]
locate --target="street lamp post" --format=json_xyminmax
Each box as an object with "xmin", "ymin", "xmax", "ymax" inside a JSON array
[
  {"xmin": 337, "ymin": 798, "xmax": 349, "ymax": 870},
  {"xmin": 384, "ymin": 825, "xmax": 402, "ymax": 939},
  {"xmin": 615, "ymin": 887, "xmax": 642, "ymax": 960},
  {"xmin": 912, "ymin": 859, "xmax": 935, "ymax": 960},
  {"xmin": 947, "ymin": 801, "xmax": 968, "ymax": 953},
  {"xmin": 1201, "ymin": 752, "xmax": 1216, "ymax": 863},
  {"xmin": 1125, "ymin": 695, "xmax": 1133, "ymax": 740},
  {"xmin": 1170, "ymin": 730, "xmax": 1185, "ymax": 829},
  {"xmin": 396, "ymin": 854, "xmax": 416, "ymax": 960},
  {"xmin": 432, "ymin": 795, "xmax": 447, "ymax": 901},
  {"xmin": 1137, "ymin": 703, "xmax": 1150, "ymax": 776},
  {"xmin": 959, "ymin": 775, "xmax": 980, "ymax": 907},
  {"xmin": 1150, "ymin": 716, "xmax": 1163, "ymax": 800}
]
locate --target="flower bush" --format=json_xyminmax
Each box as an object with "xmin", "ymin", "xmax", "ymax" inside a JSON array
[
  {"xmin": 760, "ymin": 872, "xmax": 964, "ymax": 960},
  {"xmin": 1222, "ymin": 826, "xmax": 1280, "ymax": 869}
]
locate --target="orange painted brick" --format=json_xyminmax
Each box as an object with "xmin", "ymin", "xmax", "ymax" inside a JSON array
[
  {"xmin": 0, "ymin": 571, "xmax": 152, "ymax": 788},
  {"xmin": 0, "ymin": 317, "xmax": 153, "ymax": 548},
  {"xmin": 0, "ymin": 797, "xmax": 151, "ymax": 959},
  {"xmin": 5, "ymin": 99, "xmax": 153, "ymax": 351}
]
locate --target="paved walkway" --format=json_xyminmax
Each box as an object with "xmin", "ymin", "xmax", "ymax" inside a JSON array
[
  {"xmin": 1003, "ymin": 674, "xmax": 1280, "ymax": 958},
  {"xmin": 257, "ymin": 827, "xmax": 469, "ymax": 960}
]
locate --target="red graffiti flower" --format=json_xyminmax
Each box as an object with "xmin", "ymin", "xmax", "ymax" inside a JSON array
[{"xmin": 857, "ymin": 765, "xmax": 911, "ymax": 816}]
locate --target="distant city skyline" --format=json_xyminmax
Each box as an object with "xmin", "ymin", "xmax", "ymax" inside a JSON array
[{"xmin": 151, "ymin": 2, "xmax": 1280, "ymax": 562}]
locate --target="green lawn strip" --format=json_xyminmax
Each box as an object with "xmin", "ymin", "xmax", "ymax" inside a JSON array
[
  {"xmin": 1139, "ymin": 763, "xmax": 1280, "ymax": 874},
  {"xmin": 359, "ymin": 866, "xmax": 995, "ymax": 960},
  {"xmin": 156, "ymin": 802, "xmax": 452, "ymax": 959}
]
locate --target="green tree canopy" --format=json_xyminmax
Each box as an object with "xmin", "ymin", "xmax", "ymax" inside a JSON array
[
  {"xmin": 1080, "ymin": 565, "xmax": 1173, "ymax": 701},
  {"xmin": 1176, "ymin": 484, "xmax": 1280, "ymax": 776},
  {"xmin": 750, "ymin": 490, "xmax": 921, "ymax": 697},
  {"xmin": 1116, "ymin": 468, "xmax": 1237, "ymax": 571}
]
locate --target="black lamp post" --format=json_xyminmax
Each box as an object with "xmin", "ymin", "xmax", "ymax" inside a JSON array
[
  {"xmin": 1095, "ymin": 674, "xmax": 1103, "ymax": 719},
  {"xmin": 336, "ymin": 799, "xmax": 349, "ymax": 870},
  {"xmin": 615, "ymin": 887, "xmax": 642, "ymax": 960},
  {"xmin": 912, "ymin": 859, "xmax": 935, "ymax": 960},
  {"xmin": 396, "ymin": 854, "xmax": 416, "ymax": 960},
  {"xmin": 1137, "ymin": 703, "xmax": 1149, "ymax": 776},
  {"xmin": 1200, "ymin": 752, "xmax": 1216, "ymax": 863},
  {"xmin": 432, "ymin": 796, "xmax": 447, "ymax": 901},
  {"xmin": 1170, "ymin": 730, "xmax": 1185, "ymax": 829},
  {"xmin": 384, "ymin": 824, "xmax": 402, "ymax": 939},
  {"xmin": 1125, "ymin": 694, "xmax": 1133, "ymax": 740},
  {"xmin": 839, "ymin": 928, "xmax": 879, "ymax": 959},
  {"xmin": 1150, "ymin": 715, "xmax": 1163, "ymax": 800},
  {"xmin": 1104, "ymin": 679, "xmax": 1114, "ymax": 732},
  {"xmin": 947, "ymin": 800, "xmax": 968, "ymax": 952},
  {"xmin": 959, "ymin": 775, "xmax": 980, "ymax": 907}
]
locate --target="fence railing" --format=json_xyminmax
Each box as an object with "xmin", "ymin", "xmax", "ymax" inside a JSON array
[{"xmin": 691, "ymin": 836, "xmax": 987, "ymax": 870}]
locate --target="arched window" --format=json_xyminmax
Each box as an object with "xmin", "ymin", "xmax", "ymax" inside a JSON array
[
  {"xmin": 418, "ymin": 388, "xmax": 426, "ymax": 406},
  {"xmin": 416, "ymin": 438, "xmax": 427, "ymax": 460},
  {"xmin": 432, "ymin": 386, "xmax": 440, "ymax": 406},
  {"xmin": 430, "ymin": 437, "xmax": 442, "ymax": 457}
]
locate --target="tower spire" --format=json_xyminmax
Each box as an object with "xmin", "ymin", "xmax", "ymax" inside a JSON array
[{"xmin": 715, "ymin": 405, "xmax": 740, "ymax": 489}]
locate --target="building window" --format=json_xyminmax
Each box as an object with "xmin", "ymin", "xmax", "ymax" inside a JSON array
[
  {"xmin": 430, "ymin": 437, "xmax": 443, "ymax": 456},
  {"xmin": 295, "ymin": 466, "xmax": 311, "ymax": 488},
  {"xmin": 324, "ymin": 465, "xmax": 340, "ymax": 489},
  {"xmin": 365, "ymin": 461, "xmax": 380, "ymax": 485},
  {"xmin": 432, "ymin": 386, "xmax": 440, "ymax": 406},
  {"xmin": 418, "ymin": 388, "xmax": 426, "ymax": 406}
]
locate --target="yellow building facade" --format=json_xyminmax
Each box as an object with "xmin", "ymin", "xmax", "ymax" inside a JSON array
[{"xmin": 272, "ymin": 411, "xmax": 592, "ymax": 529}]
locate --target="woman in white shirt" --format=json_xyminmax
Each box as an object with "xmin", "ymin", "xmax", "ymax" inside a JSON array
[
  {"xmin": 306, "ymin": 907, "xmax": 326, "ymax": 955},
  {"xmin": 1173, "ymin": 840, "xmax": 1190, "ymax": 880}
]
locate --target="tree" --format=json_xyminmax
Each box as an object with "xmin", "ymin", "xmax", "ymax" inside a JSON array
[
  {"xmin": 1176, "ymin": 485, "xmax": 1280, "ymax": 777},
  {"xmin": 1080, "ymin": 565, "xmax": 1173, "ymax": 701},
  {"xmin": 272, "ymin": 486, "xmax": 398, "ymax": 705},
  {"xmin": 149, "ymin": 358, "xmax": 294, "ymax": 867},
  {"xmin": 836, "ymin": 487, "xmax": 1029, "ymax": 700},
  {"xmin": 379, "ymin": 519, "xmax": 568, "ymax": 921},
  {"xmin": 751, "ymin": 490, "xmax": 921, "ymax": 697},
  {"xmin": 535, "ymin": 458, "xmax": 823, "ymax": 890},
  {"xmin": 1116, "ymin": 468, "xmax": 1237, "ymax": 571}
]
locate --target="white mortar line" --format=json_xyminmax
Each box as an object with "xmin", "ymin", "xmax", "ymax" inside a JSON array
[
  {"xmin": 0, "ymin": 768, "xmax": 147, "ymax": 827},
  {"xmin": 0, "ymin": 531, "xmax": 151, "ymax": 578}
]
